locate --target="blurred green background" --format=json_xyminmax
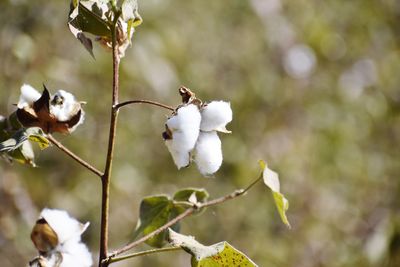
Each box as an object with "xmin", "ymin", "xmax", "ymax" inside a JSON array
[{"xmin": 1, "ymin": 0, "xmax": 400, "ymax": 266}]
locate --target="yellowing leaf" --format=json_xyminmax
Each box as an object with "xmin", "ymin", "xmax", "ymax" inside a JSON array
[
  {"xmin": 260, "ymin": 160, "xmax": 291, "ymax": 228},
  {"xmin": 168, "ymin": 229, "xmax": 258, "ymax": 267},
  {"xmin": 273, "ymin": 192, "xmax": 291, "ymax": 228}
]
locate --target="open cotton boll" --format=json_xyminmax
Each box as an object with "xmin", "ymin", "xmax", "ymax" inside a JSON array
[
  {"xmin": 40, "ymin": 208, "xmax": 89, "ymax": 244},
  {"xmin": 164, "ymin": 104, "xmax": 201, "ymax": 169},
  {"xmin": 165, "ymin": 138, "xmax": 191, "ymax": 169},
  {"xmin": 58, "ymin": 242, "xmax": 93, "ymax": 267},
  {"xmin": 50, "ymin": 90, "xmax": 83, "ymax": 122},
  {"xmin": 200, "ymin": 101, "xmax": 232, "ymax": 132},
  {"xmin": 194, "ymin": 131, "xmax": 223, "ymax": 176},
  {"xmin": 167, "ymin": 104, "xmax": 201, "ymax": 133},
  {"xmin": 17, "ymin": 84, "xmax": 41, "ymax": 108}
]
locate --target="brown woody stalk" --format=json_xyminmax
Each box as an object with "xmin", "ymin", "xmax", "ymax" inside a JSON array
[{"xmin": 99, "ymin": 15, "xmax": 121, "ymax": 267}]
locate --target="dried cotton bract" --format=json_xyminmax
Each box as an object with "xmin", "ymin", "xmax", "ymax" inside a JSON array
[
  {"xmin": 29, "ymin": 208, "xmax": 92, "ymax": 267},
  {"xmin": 16, "ymin": 84, "xmax": 85, "ymax": 134},
  {"xmin": 163, "ymin": 88, "xmax": 233, "ymax": 176}
]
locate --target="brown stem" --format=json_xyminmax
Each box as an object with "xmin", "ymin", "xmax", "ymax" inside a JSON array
[
  {"xmin": 99, "ymin": 16, "xmax": 121, "ymax": 267},
  {"xmin": 115, "ymin": 100, "xmax": 174, "ymax": 111},
  {"xmin": 47, "ymin": 135, "xmax": 103, "ymax": 178},
  {"xmin": 107, "ymin": 175, "xmax": 262, "ymax": 261}
]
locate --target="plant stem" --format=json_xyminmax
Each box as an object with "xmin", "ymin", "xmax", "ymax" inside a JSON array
[
  {"xmin": 99, "ymin": 16, "xmax": 121, "ymax": 267},
  {"xmin": 114, "ymin": 100, "xmax": 174, "ymax": 111},
  {"xmin": 107, "ymin": 175, "xmax": 263, "ymax": 260},
  {"xmin": 107, "ymin": 247, "xmax": 181, "ymax": 264},
  {"xmin": 47, "ymin": 135, "xmax": 103, "ymax": 178}
]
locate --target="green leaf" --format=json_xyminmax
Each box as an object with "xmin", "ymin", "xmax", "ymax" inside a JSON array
[
  {"xmin": 168, "ymin": 229, "xmax": 258, "ymax": 267},
  {"xmin": 134, "ymin": 195, "xmax": 175, "ymax": 247},
  {"xmin": 70, "ymin": 2, "xmax": 111, "ymax": 37},
  {"xmin": 173, "ymin": 188, "xmax": 209, "ymax": 204},
  {"xmin": 0, "ymin": 127, "xmax": 49, "ymax": 152},
  {"xmin": 68, "ymin": 1, "xmax": 111, "ymax": 57},
  {"xmin": 272, "ymin": 191, "xmax": 290, "ymax": 228},
  {"xmin": 134, "ymin": 188, "xmax": 210, "ymax": 248},
  {"xmin": 260, "ymin": 160, "xmax": 291, "ymax": 228},
  {"xmin": 9, "ymin": 141, "xmax": 36, "ymax": 167}
]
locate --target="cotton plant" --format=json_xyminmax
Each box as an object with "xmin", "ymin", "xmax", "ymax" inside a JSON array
[
  {"xmin": 16, "ymin": 84, "xmax": 85, "ymax": 134},
  {"xmin": 29, "ymin": 208, "xmax": 92, "ymax": 267},
  {"xmin": 0, "ymin": 1, "xmax": 292, "ymax": 267},
  {"xmin": 162, "ymin": 87, "xmax": 233, "ymax": 176}
]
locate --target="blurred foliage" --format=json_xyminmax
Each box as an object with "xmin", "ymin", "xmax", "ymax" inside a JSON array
[{"xmin": 1, "ymin": 0, "xmax": 400, "ymax": 266}]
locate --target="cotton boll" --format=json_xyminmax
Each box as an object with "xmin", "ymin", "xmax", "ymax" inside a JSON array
[
  {"xmin": 17, "ymin": 84, "xmax": 41, "ymax": 108},
  {"xmin": 50, "ymin": 90, "xmax": 82, "ymax": 122},
  {"xmin": 164, "ymin": 104, "xmax": 201, "ymax": 169},
  {"xmin": 59, "ymin": 241, "xmax": 93, "ymax": 267},
  {"xmin": 40, "ymin": 208, "xmax": 89, "ymax": 244},
  {"xmin": 194, "ymin": 131, "xmax": 223, "ymax": 176},
  {"xmin": 167, "ymin": 104, "xmax": 201, "ymax": 134},
  {"xmin": 200, "ymin": 101, "xmax": 232, "ymax": 132},
  {"xmin": 165, "ymin": 138, "xmax": 191, "ymax": 169}
]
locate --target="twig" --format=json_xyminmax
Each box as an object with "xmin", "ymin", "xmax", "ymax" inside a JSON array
[
  {"xmin": 107, "ymin": 175, "xmax": 263, "ymax": 260},
  {"xmin": 106, "ymin": 247, "xmax": 181, "ymax": 264},
  {"xmin": 115, "ymin": 100, "xmax": 174, "ymax": 111},
  {"xmin": 47, "ymin": 135, "xmax": 103, "ymax": 178},
  {"xmin": 99, "ymin": 14, "xmax": 121, "ymax": 267}
]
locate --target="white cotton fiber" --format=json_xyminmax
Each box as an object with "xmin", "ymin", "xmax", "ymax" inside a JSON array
[
  {"xmin": 40, "ymin": 208, "xmax": 89, "ymax": 244},
  {"xmin": 17, "ymin": 84, "xmax": 41, "ymax": 108},
  {"xmin": 50, "ymin": 90, "xmax": 81, "ymax": 122},
  {"xmin": 165, "ymin": 138, "xmax": 191, "ymax": 169},
  {"xmin": 165, "ymin": 104, "xmax": 201, "ymax": 168},
  {"xmin": 194, "ymin": 131, "xmax": 223, "ymax": 176},
  {"xmin": 200, "ymin": 101, "xmax": 232, "ymax": 132},
  {"xmin": 31, "ymin": 208, "xmax": 93, "ymax": 267},
  {"xmin": 59, "ymin": 241, "xmax": 93, "ymax": 267}
]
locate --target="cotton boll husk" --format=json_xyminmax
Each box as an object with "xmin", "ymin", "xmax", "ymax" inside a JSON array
[
  {"xmin": 165, "ymin": 138, "xmax": 190, "ymax": 169},
  {"xmin": 194, "ymin": 131, "xmax": 223, "ymax": 176},
  {"xmin": 18, "ymin": 84, "xmax": 41, "ymax": 108},
  {"xmin": 68, "ymin": 111, "xmax": 85, "ymax": 133},
  {"xmin": 49, "ymin": 90, "xmax": 82, "ymax": 122},
  {"xmin": 40, "ymin": 209, "xmax": 89, "ymax": 244},
  {"xmin": 200, "ymin": 101, "xmax": 232, "ymax": 132}
]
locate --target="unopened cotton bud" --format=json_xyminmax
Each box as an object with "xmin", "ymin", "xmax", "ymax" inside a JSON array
[
  {"xmin": 194, "ymin": 131, "xmax": 223, "ymax": 176},
  {"xmin": 200, "ymin": 101, "xmax": 232, "ymax": 132},
  {"xmin": 17, "ymin": 84, "xmax": 41, "ymax": 109}
]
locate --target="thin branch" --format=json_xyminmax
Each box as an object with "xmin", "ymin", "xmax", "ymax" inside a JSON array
[
  {"xmin": 106, "ymin": 247, "xmax": 181, "ymax": 264},
  {"xmin": 107, "ymin": 175, "xmax": 263, "ymax": 261},
  {"xmin": 99, "ymin": 14, "xmax": 121, "ymax": 267},
  {"xmin": 110, "ymin": 208, "xmax": 194, "ymax": 258},
  {"xmin": 47, "ymin": 135, "xmax": 103, "ymax": 178},
  {"xmin": 115, "ymin": 100, "xmax": 174, "ymax": 111}
]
